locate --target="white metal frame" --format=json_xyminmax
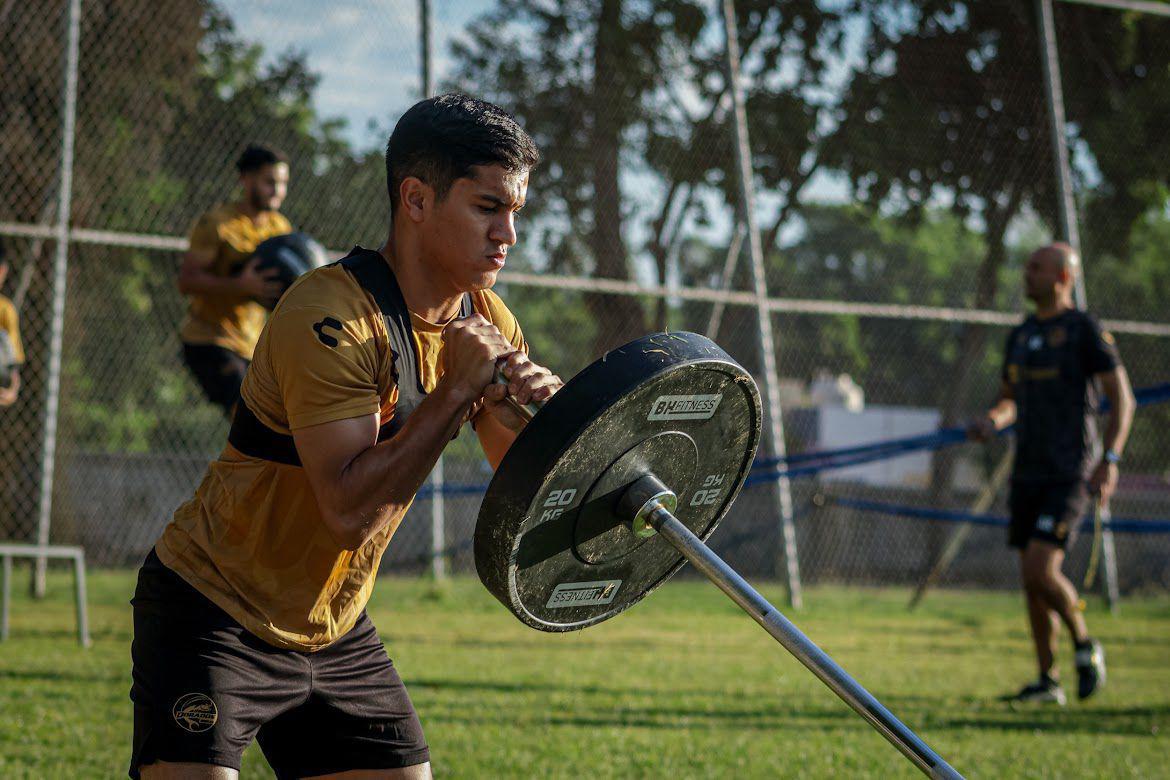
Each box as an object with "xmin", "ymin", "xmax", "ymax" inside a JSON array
[
  {"xmin": 1060, "ymin": 0, "xmax": 1170, "ymax": 16},
  {"xmin": 719, "ymin": 0, "xmax": 803, "ymax": 608},
  {"xmin": 32, "ymin": 0, "xmax": 82, "ymax": 598},
  {"xmin": 0, "ymin": 544, "xmax": 90, "ymax": 646}
]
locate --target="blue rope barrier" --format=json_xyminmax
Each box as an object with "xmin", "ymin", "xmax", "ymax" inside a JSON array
[
  {"xmin": 411, "ymin": 382, "xmax": 1170, "ymax": 496},
  {"xmin": 749, "ymin": 381, "xmax": 1170, "ymax": 480},
  {"xmin": 829, "ymin": 496, "xmax": 1170, "ymax": 535},
  {"xmin": 753, "ymin": 428, "xmax": 967, "ymax": 470},
  {"xmin": 415, "ymin": 481, "xmax": 493, "ymax": 499}
]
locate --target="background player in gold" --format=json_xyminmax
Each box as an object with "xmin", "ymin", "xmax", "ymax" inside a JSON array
[
  {"xmin": 132, "ymin": 95, "xmax": 558, "ymax": 779},
  {"xmin": 177, "ymin": 144, "xmax": 292, "ymax": 417}
]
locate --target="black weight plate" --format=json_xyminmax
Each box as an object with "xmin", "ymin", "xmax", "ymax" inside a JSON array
[{"xmin": 475, "ymin": 332, "xmax": 762, "ymax": 631}]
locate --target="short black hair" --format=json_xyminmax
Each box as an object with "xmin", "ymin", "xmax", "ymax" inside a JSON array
[
  {"xmin": 385, "ymin": 93, "xmax": 539, "ymax": 214},
  {"xmin": 236, "ymin": 144, "xmax": 288, "ymax": 174}
]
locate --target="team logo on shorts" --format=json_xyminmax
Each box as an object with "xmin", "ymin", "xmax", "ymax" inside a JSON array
[
  {"xmin": 172, "ymin": 693, "xmax": 218, "ymax": 733},
  {"xmin": 1036, "ymin": 514, "xmax": 1055, "ymax": 533}
]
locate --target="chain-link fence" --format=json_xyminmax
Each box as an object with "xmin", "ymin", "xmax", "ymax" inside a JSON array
[{"xmin": 2, "ymin": 0, "xmax": 1169, "ymax": 598}]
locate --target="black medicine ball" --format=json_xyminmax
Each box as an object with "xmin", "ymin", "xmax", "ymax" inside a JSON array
[{"xmin": 251, "ymin": 232, "xmax": 329, "ymax": 310}]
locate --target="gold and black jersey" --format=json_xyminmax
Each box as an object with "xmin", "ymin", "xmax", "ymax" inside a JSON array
[
  {"xmin": 1001, "ymin": 309, "xmax": 1120, "ymax": 483},
  {"xmin": 157, "ymin": 247, "xmax": 527, "ymax": 651},
  {"xmin": 179, "ymin": 203, "xmax": 293, "ymax": 359}
]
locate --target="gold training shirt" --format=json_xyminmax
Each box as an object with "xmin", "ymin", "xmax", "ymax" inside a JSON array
[
  {"xmin": 179, "ymin": 203, "xmax": 293, "ymax": 359},
  {"xmin": 156, "ymin": 251, "xmax": 527, "ymax": 651},
  {"xmin": 0, "ymin": 295, "xmax": 23, "ymax": 364}
]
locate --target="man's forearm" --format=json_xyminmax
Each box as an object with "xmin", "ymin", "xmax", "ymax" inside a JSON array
[
  {"xmin": 1102, "ymin": 395, "xmax": 1135, "ymax": 457},
  {"xmin": 329, "ymin": 383, "xmax": 472, "ymax": 548},
  {"xmin": 178, "ymin": 269, "xmax": 245, "ymax": 297},
  {"xmin": 987, "ymin": 397, "xmax": 1016, "ymax": 430}
]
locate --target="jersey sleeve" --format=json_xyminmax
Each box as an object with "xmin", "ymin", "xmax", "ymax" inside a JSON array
[
  {"xmin": 1000, "ymin": 326, "xmax": 1019, "ymax": 383},
  {"xmin": 481, "ymin": 290, "xmax": 528, "ymax": 353},
  {"xmin": 1083, "ymin": 315, "xmax": 1120, "ymax": 375},
  {"xmin": 265, "ymin": 304, "xmax": 384, "ymax": 430},
  {"xmin": 187, "ymin": 212, "xmax": 221, "ymax": 257}
]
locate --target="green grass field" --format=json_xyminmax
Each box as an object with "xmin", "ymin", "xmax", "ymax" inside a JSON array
[{"xmin": 0, "ymin": 569, "xmax": 1166, "ymax": 778}]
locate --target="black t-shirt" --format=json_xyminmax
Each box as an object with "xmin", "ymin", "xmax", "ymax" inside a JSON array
[{"xmin": 1002, "ymin": 309, "xmax": 1120, "ymax": 483}]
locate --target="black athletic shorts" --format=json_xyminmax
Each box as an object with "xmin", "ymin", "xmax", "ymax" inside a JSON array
[
  {"xmin": 129, "ymin": 549, "xmax": 429, "ymax": 778},
  {"xmin": 181, "ymin": 343, "xmax": 249, "ymax": 417},
  {"xmin": 1008, "ymin": 479, "xmax": 1090, "ymax": 550}
]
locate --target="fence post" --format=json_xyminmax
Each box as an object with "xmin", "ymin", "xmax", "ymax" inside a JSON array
[
  {"xmin": 719, "ymin": 0, "xmax": 803, "ymax": 608},
  {"xmin": 420, "ymin": 0, "xmax": 432, "ymax": 99},
  {"xmin": 430, "ymin": 460, "xmax": 446, "ymax": 580},
  {"xmin": 1036, "ymin": 0, "xmax": 1120, "ymax": 610},
  {"xmin": 33, "ymin": 0, "xmax": 82, "ymax": 597}
]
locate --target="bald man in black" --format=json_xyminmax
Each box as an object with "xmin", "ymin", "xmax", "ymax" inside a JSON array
[{"xmin": 970, "ymin": 243, "xmax": 1134, "ymax": 705}]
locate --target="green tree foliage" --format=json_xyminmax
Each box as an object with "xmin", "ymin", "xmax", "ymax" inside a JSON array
[
  {"xmin": 446, "ymin": 0, "xmax": 845, "ymax": 354},
  {"xmin": 59, "ymin": 2, "xmax": 388, "ymax": 453},
  {"xmin": 822, "ymin": 1, "xmax": 1170, "ymax": 494},
  {"xmin": 824, "ymin": 1, "xmax": 1054, "ymax": 437},
  {"xmin": 1056, "ymin": 4, "xmax": 1170, "ymax": 306}
]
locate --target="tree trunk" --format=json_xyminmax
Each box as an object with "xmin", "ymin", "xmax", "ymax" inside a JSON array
[
  {"xmin": 650, "ymin": 181, "xmax": 682, "ymax": 332},
  {"xmin": 924, "ymin": 186, "xmax": 1023, "ymax": 555},
  {"xmin": 586, "ymin": 0, "xmax": 645, "ymax": 356}
]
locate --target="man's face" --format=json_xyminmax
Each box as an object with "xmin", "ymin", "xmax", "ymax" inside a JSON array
[
  {"xmin": 242, "ymin": 162, "xmax": 289, "ymax": 212},
  {"xmin": 418, "ymin": 164, "xmax": 528, "ymax": 293},
  {"xmin": 1023, "ymin": 249, "xmax": 1068, "ymax": 302}
]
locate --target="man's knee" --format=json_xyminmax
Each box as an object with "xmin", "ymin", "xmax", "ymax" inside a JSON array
[
  {"xmin": 303, "ymin": 762, "xmax": 433, "ymax": 780},
  {"xmin": 140, "ymin": 760, "xmax": 237, "ymax": 779},
  {"xmin": 1021, "ymin": 542, "xmax": 1061, "ymax": 590}
]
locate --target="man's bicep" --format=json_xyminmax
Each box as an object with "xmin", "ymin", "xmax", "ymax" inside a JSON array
[
  {"xmin": 1096, "ymin": 366, "xmax": 1129, "ymax": 403},
  {"xmin": 187, "ymin": 213, "xmax": 222, "ymax": 253},
  {"xmin": 1085, "ymin": 318, "xmax": 1121, "ymax": 374},
  {"xmin": 179, "ymin": 247, "xmax": 217, "ymax": 277},
  {"xmin": 293, "ymin": 414, "xmax": 379, "ymax": 513}
]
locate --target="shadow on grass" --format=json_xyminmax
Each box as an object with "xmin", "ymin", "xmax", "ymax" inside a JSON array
[
  {"xmin": 935, "ymin": 710, "xmax": 1164, "ymax": 737},
  {"xmin": 424, "ymin": 703, "xmax": 861, "ymax": 733},
  {"xmin": 416, "ymin": 677, "xmax": 904, "ymax": 732},
  {"xmin": 410, "ymin": 676, "xmax": 734, "ymax": 700},
  {"xmin": 414, "ymin": 678, "xmax": 1167, "ymax": 737},
  {"xmin": 0, "ymin": 667, "xmax": 123, "ymax": 684},
  {"xmin": 0, "ymin": 625, "xmax": 130, "ymax": 643},
  {"xmin": 881, "ymin": 694, "xmax": 1168, "ymax": 737},
  {"xmin": 383, "ymin": 632, "xmax": 725, "ymax": 654}
]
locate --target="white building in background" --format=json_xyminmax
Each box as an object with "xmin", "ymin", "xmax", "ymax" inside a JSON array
[
  {"xmin": 795, "ymin": 370, "xmax": 982, "ymax": 490},
  {"xmin": 809, "ymin": 369, "xmax": 865, "ymax": 412}
]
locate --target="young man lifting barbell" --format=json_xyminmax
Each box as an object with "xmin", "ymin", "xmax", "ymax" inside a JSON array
[{"xmin": 131, "ymin": 95, "xmax": 562, "ymax": 779}]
